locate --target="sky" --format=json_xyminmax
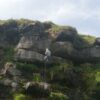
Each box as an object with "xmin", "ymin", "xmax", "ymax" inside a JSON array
[{"xmin": 0, "ymin": 0, "xmax": 100, "ymax": 37}]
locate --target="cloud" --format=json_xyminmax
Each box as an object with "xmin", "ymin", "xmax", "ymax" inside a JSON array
[{"xmin": 0, "ymin": 0, "xmax": 99, "ymax": 36}]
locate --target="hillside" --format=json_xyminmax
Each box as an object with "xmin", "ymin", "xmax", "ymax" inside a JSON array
[{"xmin": 0, "ymin": 19, "xmax": 99, "ymax": 100}]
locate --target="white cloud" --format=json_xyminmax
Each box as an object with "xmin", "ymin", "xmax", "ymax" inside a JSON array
[
  {"xmin": 0, "ymin": 0, "xmax": 99, "ymax": 36},
  {"xmin": 44, "ymin": 0, "xmax": 100, "ymax": 22}
]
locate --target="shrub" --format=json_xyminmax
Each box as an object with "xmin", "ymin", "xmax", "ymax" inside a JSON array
[
  {"xmin": 48, "ymin": 92, "xmax": 68, "ymax": 100},
  {"xmin": 14, "ymin": 94, "xmax": 32, "ymax": 100},
  {"xmin": 32, "ymin": 73, "xmax": 42, "ymax": 82},
  {"xmin": 80, "ymin": 35, "xmax": 95, "ymax": 45}
]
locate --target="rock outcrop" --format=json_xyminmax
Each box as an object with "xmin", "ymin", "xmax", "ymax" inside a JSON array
[
  {"xmin": 24, "ymin": 82, "xmax": 50, "ymax": 98},
  {"xmin": 94, "ymin": 38, "xmax": 100, "ymax": 46},
  {"xmin": 0, "ymin": 19, "xmax": 99, "ymax": 100},
  {"xmin": 0, "ymin": 19, "xmax": 99, "ymax": 63},
  {"xmin": 15, "ymin": 21, "xmax": 100, "ymax": 63}
]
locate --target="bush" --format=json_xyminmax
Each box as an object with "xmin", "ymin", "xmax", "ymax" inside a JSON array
[
  {"xmin": 14, "ymin": 94, "xmax": 32, "ymax": 100},
  {"xmin": 80, "ymin": 35, "xmax": 95, "ymax": 45},
  {"xmin": 32, "ymin": 73, "xmax": 42, "ymax": 82},
  {"xmin": 48, "ymin": 92, "xmax": 68, "ymax": 100}
]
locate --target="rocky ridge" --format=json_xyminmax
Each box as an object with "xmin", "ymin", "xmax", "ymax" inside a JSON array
[{"xmin": 14, "ymin": 20, "xmax": 100, "ymax": 63}]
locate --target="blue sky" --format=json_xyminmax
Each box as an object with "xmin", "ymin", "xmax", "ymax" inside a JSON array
[{"xmin": 0, "ymin": 0, "xmax": 100, "ymax": 37}]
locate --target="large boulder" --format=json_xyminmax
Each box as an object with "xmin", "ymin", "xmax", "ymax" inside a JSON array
[
  {"xmin": 24, "ymin": 82, "xmax": 50, "ymax": 98},
  {"xmin": 16, "ymin": 35, "xmax": 51, "ymax": 53},
  {"xmin": 51, "ymin": 41, "xmax": 74, "ymax": 58},
  {"xmin": 15, "ymin": 48, "xmax": 66, "ymax": 64},
  {"xmin": 55, "ymin": 28, "xmax": 77, "ymax": 42},
  {"xmin": 15, "ymin": 49, "xmax": 44, "ymax": 62},
  {"xmin": 94, "ymin": 38, "xmax": 100, "ymax": 46}
]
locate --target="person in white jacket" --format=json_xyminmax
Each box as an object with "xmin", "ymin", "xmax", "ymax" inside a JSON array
[{"xmin": 44, "ymin": 48, "xmax": 51, "ymax": 62}]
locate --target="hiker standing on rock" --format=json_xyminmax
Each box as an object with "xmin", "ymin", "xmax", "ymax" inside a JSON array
[
  {"xmin": 44, "ymin": 48, "xmax": 51, "ymax": 62},
  {"xmin": 43, "ymin": 48, "xmax": 51, "ymax": 82}
]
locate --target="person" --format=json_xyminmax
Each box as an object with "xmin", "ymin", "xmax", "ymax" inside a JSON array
[
  {"xmin": 43, "ymin": 48, "xmax": 51, "ymax": 82},
  {"xmin": 44, "ymin": 48, "xmax": 51, "ymax": 62}
]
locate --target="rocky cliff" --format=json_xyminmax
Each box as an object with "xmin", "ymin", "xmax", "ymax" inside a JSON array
[
  {"xmin": 0, "ymin": 19, "xmax": 99, "ymax": 63},
  {"xmin": 0, "ymin": 19, "xmax": 99, "ymax": 100},
  {"xmin": 14, "ymin": 20, "xmax": 100, "ymax": 63}
]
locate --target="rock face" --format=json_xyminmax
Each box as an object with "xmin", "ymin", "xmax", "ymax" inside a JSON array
[
  {"xmin": 15, "ymin": 49, "xmax": 44, "ymax": 62},
  {"xmin": 0, "ymin": 62, "xmax": 21, "ymax": 94},
  {"xmin": 24, "ymin": 82, "xmax": 50, "ymax": 98},
  {"xmin": 1, "ymin": 62, "xmax": 21, "ymax": 76},
  {"xmin": 14, "ymin": 21, "xmax": 100, "ymax": 63},
  {"xmin": 0, "ymin": 19, "xmax": 99, "ymax": 63},
  {"xmin": 94, "ymin": 38, "xmax": 100, "ymax": 46}
]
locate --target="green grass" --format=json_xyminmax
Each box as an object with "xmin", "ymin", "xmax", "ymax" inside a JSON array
[
  {"xmin": 14, "ymin": 94, "xmax": 32, "ymax": 100},
  {"xmin": 48, "ymin": 92, "xmax": 68, "ymax": 100},
  {"xmin": 96, "ymin": 72, "xmax": 100, "ymax": 82},
  {"xmin": 80, "ymin": 35, "xmax": 96, "ymax": 44}
]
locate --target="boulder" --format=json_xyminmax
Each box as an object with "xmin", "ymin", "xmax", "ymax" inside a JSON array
[
  {"xmin": 24, "ymin": 82, "xmax": 50, "ymax": 98},
  {"xmin": 51, "ymin": 41, "xmax": 74, "ymax": 58},
  {"xmin": 55, "ymin": 28, "xmax": 77, "ymax": 42},
  {"xmin": 16, "ymin": 35, "xmax": 51, "ymax": 53},
  {"xmin": 15, "ymin": 48, "xmax": 66, "ymax": 64},
  {"xmin": 94, "ymin": 38, "xmax": 100, "ymax": 46},
  {"xmin": 1, "ymin": 62, "xmax": 21, "ymax": 77},
  {"xmin": 15, "ymin": 49, "xmax": 44, "ymax": 62}
]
